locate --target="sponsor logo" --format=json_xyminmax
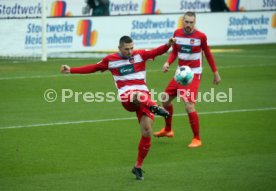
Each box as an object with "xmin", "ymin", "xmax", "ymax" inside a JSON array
[
  {"xmin": 0, "ymin": 2, "xmax": 42, "ymax": 18},
  {"xmin": 180, "ymin": 0, "xmax": 210, "ymax": 11},
  {"xmin": 272, "ymin": 14, "xmax": 276, "ymax": 28},
  {"xmin": 227, "ymin": 15, "xmax": 270, "ymax": 41},
  {"xmin": 180, "ymin": 45, "xmax": 192, "ymax": 53},
  {"xmin": 130, "ymin": 18, "xmax": 175, "ymax": 42},
  {"xmin": 262, "ymin": 0, "xmax": 276, "ymax": 9},
  {"xmin": 118, "ymin": 64, "xmax": 135, "ymax": 76},
  {"xmin": 110, "ymin": 1, "xmax": 139, "ymax": 14},
  {"xmin": 141, "ymin": 0, "xmax": 160, "ymax": 14},
  {"xmin": 226, "ymin": 0, "xmax": 240, "ymax": 11},
  {"xmin": 51, "ymin": 1, "xmax": 71, "ymax": 17},
  {"xmin": 25, "ymin": 22, "xmax": 74, "ymax": 48},
  {"xmin": 77, "ymin": 20, "xmax": 98, "ymax": 47}
]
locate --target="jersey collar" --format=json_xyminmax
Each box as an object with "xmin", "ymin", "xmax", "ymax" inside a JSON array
[{"xmin": 117, "ymin": 52, "xmax": 132, "ymax": 59}]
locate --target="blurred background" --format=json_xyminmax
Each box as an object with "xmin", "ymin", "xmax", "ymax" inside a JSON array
[{"xmin": 0, "ymin": 0, "xmax": 275, "ymax": 60}]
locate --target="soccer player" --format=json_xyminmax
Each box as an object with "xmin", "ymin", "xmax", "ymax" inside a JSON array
[
  {"xmin": 60, "ymin": 36, "xmax": 176, "ymax": 180},
  {"xmin": 154, "ymin": 12, "xmax": 221, "ymax": 148}
]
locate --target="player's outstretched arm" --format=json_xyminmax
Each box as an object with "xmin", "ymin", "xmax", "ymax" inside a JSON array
[
  {"xmin": 142, "ymin": 37, "xmax": 176, "ymax": 61},
  {"xmin": 60, "ymin": 59, "xmax": 108, "ymax": 74},
  {"xmin": 60, "ymin": 65, "xmax": 70, "ymax": 74}
]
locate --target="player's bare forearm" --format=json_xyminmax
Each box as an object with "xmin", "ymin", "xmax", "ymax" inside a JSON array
[
  {"xmin": 162, "ymin": 62, "xmax": 170, "ymax": 72},
  {"xmin": 213, "ymin": 71, "xmax": 221, "ymax": 85}
]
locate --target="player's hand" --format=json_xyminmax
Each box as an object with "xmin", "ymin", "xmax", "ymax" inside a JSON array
[
  {"xmin": 162, "ymin": 62, "xmax": 170, "ymax": 72},
  {"xmin": 167, "ymin": 37, "xmax": 176, "ymax": 46},
  {"xmin": 213, "ymin": 71, "xmax": 221, "ymax": 85},
  {"xmin": 60, "ymin": 65, "xmax": 70, "ymax": 74}
]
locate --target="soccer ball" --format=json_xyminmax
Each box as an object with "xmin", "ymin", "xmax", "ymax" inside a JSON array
[{"xmin": 174, "ymin": 66, "xmax": 194, "ymax": 85}]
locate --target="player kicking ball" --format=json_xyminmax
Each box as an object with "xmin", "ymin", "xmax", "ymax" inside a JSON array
[{"xmin": 60, "ymin": 36, "xmax": 176, "ymax": 180}]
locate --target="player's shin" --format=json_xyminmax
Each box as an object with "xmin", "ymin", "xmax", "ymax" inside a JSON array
[
  {"xmin": 164, "ymin": 104, "xmax": 174, "ymax": 131},
  {"xmin": 188, "ymin": 111, "xmax": 200, "ymax": 140},
  {"xmin": 135, "ymin": 136, "xmax": 151, "ymax": 168}
]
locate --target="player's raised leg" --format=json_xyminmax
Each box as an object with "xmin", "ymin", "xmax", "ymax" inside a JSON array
[{"xmin": 132, "ymin": 91, "xmax": 170, "ymax": 118}]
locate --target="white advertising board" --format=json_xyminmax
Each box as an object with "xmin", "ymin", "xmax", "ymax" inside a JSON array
[
  {"xmin": 0, "ymin": 0, "xmax": 275, "ymax": 18},
  {"xmin": 0, "ymin": 11, "xmax": 275, "ymax": 56},
  {"xmin": 196, "ymin": 11, "xmax": 276, "ymax": 45}
]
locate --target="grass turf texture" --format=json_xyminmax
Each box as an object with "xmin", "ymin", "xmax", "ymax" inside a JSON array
[{"xmin": 0, "ymin": 44, "xmax": 276, "ymax": 190}]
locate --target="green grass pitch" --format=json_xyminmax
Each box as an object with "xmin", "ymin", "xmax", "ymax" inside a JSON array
[{"xmin": 0, "ymin": 44, "xmax": 276, "ymax": 191}]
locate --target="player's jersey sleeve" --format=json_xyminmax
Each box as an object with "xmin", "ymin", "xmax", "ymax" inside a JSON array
[
  {"xmin": 139, "ymin": 44, "xmax": 170, "ymax": 61},
  {"xmin": 201, "ymin": 34, "xmax": 217, "ymax": 72},
  {"xmin": 167, "ymin": 31, "xmax": 178, "ymax": 65},
  {"xmin": 167, "ymin": 43, "xmax": 178, "ymax": 65},
  {"xmin": 70, "ymin": 57, "xmax": 109, "ymax": 74}
]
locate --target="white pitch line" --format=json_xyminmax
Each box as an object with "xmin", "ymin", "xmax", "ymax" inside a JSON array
[
  {"xmin": 1, "ymin": 107, "xmax": 275, "ymax": 130},
  {"xmin": 219, "ymin": 63, "xmax": 276, "ymax": 69},
  {"xmin": 1, "ymin": 63, "xmax": 276, "ymax": 81},
  {"xmin": 0, "ymin": 74, "xmax": 85, "ymax": 80},
  {"xmin": 215, "ymin": 54, "xmax": 276, "ymax": 58}
]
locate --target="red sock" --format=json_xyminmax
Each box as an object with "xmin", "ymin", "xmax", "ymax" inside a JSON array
[
  {"xmin": 164, "ymin": 104, "xmax": 173, "ymax": 132},
  {"xmin": 135, "ymin": 136, "xmax": 151, "ymax": 168},
  {"xmin": 188, "ymin": 111, "xmax": 200, "ymax": 140}
]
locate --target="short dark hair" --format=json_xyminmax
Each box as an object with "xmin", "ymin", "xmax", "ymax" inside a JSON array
[
  {"xmin": 119, "ymin": 36, "xmax": 133, "ymax": 46},
  {"xmin": 184, "ymin": 11, "xmax": 196, "ymax": 18}
]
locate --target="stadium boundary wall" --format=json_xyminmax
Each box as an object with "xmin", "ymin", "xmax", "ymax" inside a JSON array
[
  {"xmin": 0, "ymin": 11, "xmax": 276, "ymax": 57},
  {"xmin": 0, "ymin": 0, "xmax": 275, "ymax": 18}
]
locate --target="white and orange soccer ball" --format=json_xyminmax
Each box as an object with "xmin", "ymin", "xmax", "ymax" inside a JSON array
[{"xmin": 174, "ymin": 66, "xmax": 194, "ymax": 85}]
